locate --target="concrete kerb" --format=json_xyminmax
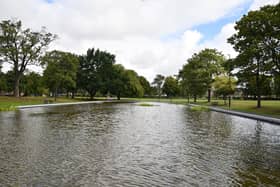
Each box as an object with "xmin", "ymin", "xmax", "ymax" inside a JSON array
[
  {"xmin": 189, "ymin": 104, "xmax": 280, "ymax": 125},
  {"xmin": 17, "ymin": 100, "xmax": 108, "ymax": 109}
]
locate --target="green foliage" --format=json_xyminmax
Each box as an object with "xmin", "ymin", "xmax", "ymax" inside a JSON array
[
  {"xmin": 108, "ymin": 64, "xmax": 144, "ymax": 99},
  {"xmin": 138, "ymin": 76, "xmax": 152, "ymax": 96},
  {"xmin": 138, "ymin": 103, "xmax": 154, "ymax": 107},
  {"xmin": 0, "ymin": 19, "xmax": 56, "ymax": 97},
  {"xmin": 179, "ymin": 48, "xmax": 225, "ymax": 102},
  {"xmin": 21, "ymin": 72, "xmax": 44, "ymax": 96},
  {"xmin": 238, "ymin": 74, "xmax": 272, "ymax": 97},
  {"xmin": 152, "ymin": 74, "xmax": 165, "ymax": 97},
  {"xmin": 123, "ymin": 70, "xmax": 144, "ymax": 98},
  {"xmin": 212, "ymin": 75, "xmax": 237, "ymax": 97},
  {"xmin": 77, "ymin": 48, "xmax": 115, "ymax": 99},
  {"xmin": 43, "ymin": 50, "xmax": 79, "ymax": 99},
  {"xmin": 162, "ymin": 76, "xmax": 179, "ymax": 97},
  {"xmin": 228, "ymin": 3, "xmax": 280, "ymax": 107}
]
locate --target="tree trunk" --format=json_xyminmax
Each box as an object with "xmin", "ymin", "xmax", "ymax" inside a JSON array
[
  {"xmin": 71, "ymin": 91, "xmax": 75, "ymax": 99},
  {"xmin": 256, "ymin": 60, "xmax": 261, "ymax": 108},
  {"xmin": 54, "ymin": 87, "xmax": 57, "ymax": 101},
  {"xmin": 14, "ymin": 75, "xmax": 20, "ymax": 97},
  {"xmin": 117, "ymin": 94, "xmax": 120, "ymax": 100},
  {"xmin": 207, "ymin": 88, "xmax": 211, "ymax": 102},
  {"xmin": 194, "ymin": 94, "xmax": 197, "ymax": 102},
  {"xmin": 228, "ymin": 95, "xmax": 231, "ymax": 108}
]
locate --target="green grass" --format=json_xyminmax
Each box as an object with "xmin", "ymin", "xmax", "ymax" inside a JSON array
[
  {"xmin": 138, "ymin": 103, "xmax": 154, "ymax": 107},
  {"xmin": 0, "ymin": 96, "xmax": 82, "ymax": 111},
  {"xmin": 125, "ymin": 97, "xmax": 280, "ymax": 118}
]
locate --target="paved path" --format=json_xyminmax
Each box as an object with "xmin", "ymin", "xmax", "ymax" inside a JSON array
[{"xmin": 189, "ymin": 104, "xmax": 280, "ymax": 125}]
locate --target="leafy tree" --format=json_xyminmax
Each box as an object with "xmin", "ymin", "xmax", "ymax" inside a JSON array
[
  {"xmin": 238, "ymin": 74, "xmax": 272, "ymax": 99},
  {"xmin": 195, "ymin": 49, "xmax": 225, "ymax": 102},
  {"xmin": 109, "ymin": 64, "xmax": 144, "ymax": 99},
  {"xmin": 138, "ymin": 76, "xmax": 151, "ymax": 96},
  {"xmin": 21, "ymin": 72, "xmax": 44, "ymax": 96},
  {"xmin": 43, "ymin": 50, "xmax": 79, "ymax": 100},
  {"xmin": 77, "ymin": 48, "xmax": 115, "ymax": 99},
  {"xmin": 179, "ymin": 54, "xmax": 210, "ymax": 102},
  {"xmin": 0, "ymin": 20, "xmax": 56, "ymax": 97},
  {"xmin": 272, "ymin": 75, "xmax": 280, "ymax": 98},
  {"xmin": 162, "ymin": 76, "xmax": 179, "ymax": 98},
  {"xmin": 109, "ymin": 64, "xmax": 126, "ymax": 100},
  {"xmin": 0, "ymin": 66, "xmax": 7, "ymax": 93},
  {"xmin": 213, "ymin": 75, "xmax": 237, "ymax": 104},
  {"xmin": 3, "ymin": 70, "xmax": 16, "ymax": 93},
  {"xmin": 228, "ymin": 3, "xmax": 280, "ymax": 107},
  {"xmin": 123, "ymin": 70, "xmax": 144, "ymax": 98},
  {"xmin": 152, "ymin": 74, "xmax": 165, "ymax": 98}
]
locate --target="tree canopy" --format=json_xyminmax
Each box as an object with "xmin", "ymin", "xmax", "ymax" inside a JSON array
[{"xmin": 0, "ymin": 19, "xmax": 56, "ymax": 97}]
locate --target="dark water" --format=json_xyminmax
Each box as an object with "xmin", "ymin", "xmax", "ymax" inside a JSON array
[{"xmin": 0, "ymin": 102, "xmax": 280, "ymax": 186}]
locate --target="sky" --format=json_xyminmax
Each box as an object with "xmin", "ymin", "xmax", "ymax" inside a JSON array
[{"xmin": 0, "ymin": 0, "xmax": 279, "ymax": 81}]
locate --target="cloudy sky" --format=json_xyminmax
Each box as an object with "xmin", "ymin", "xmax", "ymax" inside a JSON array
[{"xmin": 0, "ymin": 0, "xmax": 278, "ymax": 81}]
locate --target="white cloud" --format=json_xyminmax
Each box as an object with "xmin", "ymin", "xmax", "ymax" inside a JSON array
[
  {"xmin": 250, "ymin": 0, "xmax": 279, "ymax": 10},
  {"xmin": 0, "ymin": 0, "xmax": 278, "ymax": 82}
]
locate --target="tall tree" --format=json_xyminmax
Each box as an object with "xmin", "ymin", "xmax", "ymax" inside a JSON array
[
  {"xmin": 195, "ymin": 49, "xmax": 225, "ymax": 102},
  {"xmin": 43, "ymin": 50, "xmax": 79, "ymax": 100},
  {"xmin": 109, "ymin": 64, "xmax": 144, "ymax": 99},
  {"xmin": 179, "ymin": 54, "xmax": 209, "ymax": 102},
  {"xmin": 228, "ymin": 3, "xmax": 280, "ymax": 108},
  {"xmin": 77, "ymin": 48, "xmax": 115, "ymax": 99},
  {"xmin": 213, "ymin": 75, "xmax": 237, "ymax": 105},
  {"xmin": 0, "ymin": 20, "xmax": 56, "ymax": 97},
  {"xmin": 21, "ymin": 72, "xmax": 44, "ymax": 96},
  {"xmin": 162, "ymin": 76, "xmax": 179, "ymax": 98},
  {"xmin": 138, "ymin": 76, "xmax": 151, "ymax": 96},
  {"xmin": 152, "ymin": 74, "xmax": 165, "ymax": 98}
]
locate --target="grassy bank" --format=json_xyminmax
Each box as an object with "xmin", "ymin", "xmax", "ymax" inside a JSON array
[
  {"xmin": 0, "ymin": 96, "xmax": 82, "ymax": 111},
  {"xmin": 125, "ymin": 98, "xmax": 280, "ymax": 118}
]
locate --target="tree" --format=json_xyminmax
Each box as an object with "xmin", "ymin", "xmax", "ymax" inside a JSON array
[
  {"xmin": 0, "ymin": 20, "xmax": 56, "ymax": 97},
  {"xmin": 109, "ymin": 64, "xmax": 144, "ymax": 99},
  {"xmin": 152, "ymin": 74, "xmax": 165, "ymax": 98},
  {"xmin": 0, "ymin": 66, "xmax": 7, "ymax": 93},
  {"xmin": 194, "ymin": 49, "xmax": 225, "ymax": 102},
  {"xmin": 213, "ymin": 76, "xmax": 237, "ymax": 105},
  {"xmin": 21, "ymin": 72, "xmax": 44, "ymax": 96},
  {"xmin": 138, "ymin": 76, "xmax": 151, "ymax": 96},
  {"xmin": 77, "ymin": 48, "xmax": 115, "ymax": 99},
  {"xmin": 109, "ymin": 64, "xmax": 126, "ymax": 100},
  {"xmin": 179, "ymin": 53, "xmax": 210, "ymax": 102},
  {"xmin": 122, "ymin": 70, "xmax": 144, "ymax": 98},
  {"xmin": 162, "ymin": 76, "xmax": 179, "ymax": 98},
  {"xmin": 228, "ymin": 3, "xmax": 280, "ymax": 108},
  {"xmin": 43, "ymin": 50, "xmax": 79, "ymax": 101}
]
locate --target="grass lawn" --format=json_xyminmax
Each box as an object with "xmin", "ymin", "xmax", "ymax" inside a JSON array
[
  {"xmin": 0, "ymin": 96, "xmax": 82, "ymax": 111},
  {"xmin": 125, "ymin": 97, "xmax": 280, "ymax": 119}
]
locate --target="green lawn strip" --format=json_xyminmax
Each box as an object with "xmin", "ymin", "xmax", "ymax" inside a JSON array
[
  {"xmin": 192, "ymin": 99, "xmax": 280, "ymax": 119},
  {"xmin": 125, "ymin": 98, "xmax": 280, "ymax": 119},
  {"xmin": 0, "ymin": 96, "xmax": 82, "ymax": 111}
]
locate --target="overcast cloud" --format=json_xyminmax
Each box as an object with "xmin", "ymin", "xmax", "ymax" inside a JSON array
[{"xmin": 0, "ymin": 0, "xmax": 278, "ymax": 81}]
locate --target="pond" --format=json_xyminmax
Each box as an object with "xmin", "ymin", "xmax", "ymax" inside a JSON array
[{"xmin": 0, "ymin": 102, "xmax": 280, "ymax": 186}]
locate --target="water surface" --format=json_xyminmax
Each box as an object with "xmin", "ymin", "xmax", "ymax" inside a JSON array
[{"xmin": 0, "ymin": 102, "xmax": 280, "ymax": 186}]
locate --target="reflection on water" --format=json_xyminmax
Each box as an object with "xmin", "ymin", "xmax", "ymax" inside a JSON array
[{"xmin": 0, "ymin": 102, "xmax": 279, "ymax": 186}]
